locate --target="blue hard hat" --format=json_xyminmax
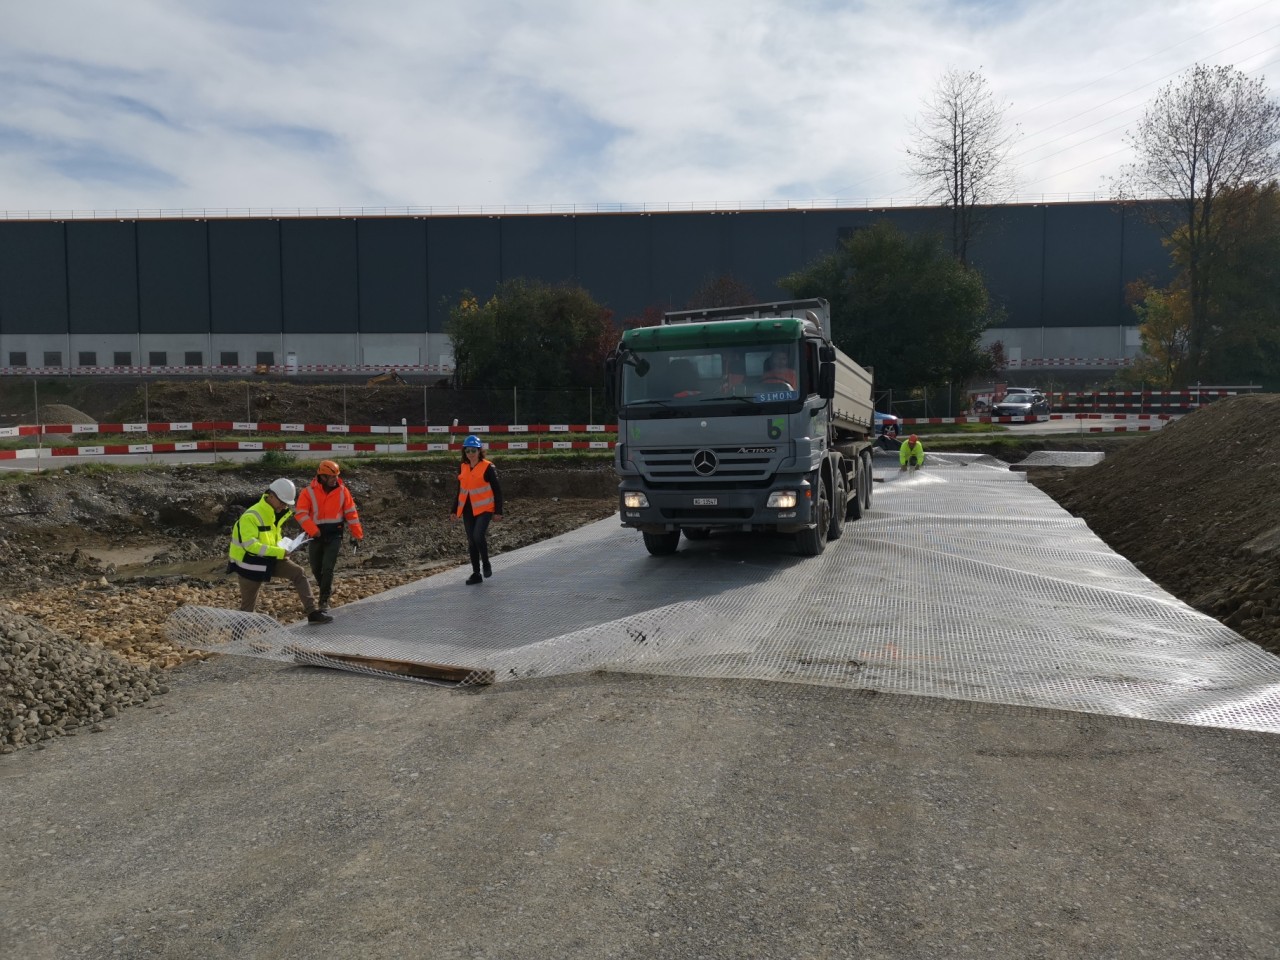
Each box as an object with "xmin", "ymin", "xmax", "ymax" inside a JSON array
[{"xmin": 463, "ymin": 434, "xmax": 483, "ymax": 449}]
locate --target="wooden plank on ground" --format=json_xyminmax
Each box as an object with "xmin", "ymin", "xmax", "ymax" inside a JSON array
[{"xmin": 290, "ymin": 648, "xmax": 495, "ymax": 685}]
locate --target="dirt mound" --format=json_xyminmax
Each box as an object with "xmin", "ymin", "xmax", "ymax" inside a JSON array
[
  {"xmin": 38, "ymin": 403, "xmax": 96, "ymax": 425},
  {"xmin": 1031, "ymin": 394, "xmax": 1280, "ymax": 655}
]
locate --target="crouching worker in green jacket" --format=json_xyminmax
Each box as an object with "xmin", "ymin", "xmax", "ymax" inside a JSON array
[
  {"xmin": 228, "ymin": 478, "xmax": 334, "ymax": 624},
  {"xmin": 899, "ymin": 434, "xmax": 925, "ymax": 471}
]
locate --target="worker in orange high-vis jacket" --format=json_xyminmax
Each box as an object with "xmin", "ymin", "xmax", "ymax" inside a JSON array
[
  {"xmin": 453, "ymin": 435, "xmax": 503, "ymax": 586},
  {"xmin": 294, "ymin": 459, "xmax": 364, "ymax": 612}
]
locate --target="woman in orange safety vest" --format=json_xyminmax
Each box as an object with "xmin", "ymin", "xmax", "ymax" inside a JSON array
[{"xmin": 454, "ymin": 435, "xmax": 504, "ymax": 586}]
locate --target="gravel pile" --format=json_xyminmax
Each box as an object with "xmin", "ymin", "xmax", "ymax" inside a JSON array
[{"xmin": 0, "ymin": 608, "xmax": 167, "ymax": 754}]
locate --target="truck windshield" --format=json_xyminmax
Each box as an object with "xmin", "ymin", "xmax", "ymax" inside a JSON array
[{"xmin": 621, "ymin": 344, "xmax": 801, "ymax": 406}]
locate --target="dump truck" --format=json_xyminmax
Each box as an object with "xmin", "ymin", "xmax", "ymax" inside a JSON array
[{"xmin": 605, "ymin": 298, "xmax": 876, "ymax": 556}]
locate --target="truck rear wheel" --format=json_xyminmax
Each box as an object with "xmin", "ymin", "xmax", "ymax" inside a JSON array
[
  {"xmin": 643, "ymin": 530, "xmax": 681, "ymax": 556},
  {"xmin": 828, "ymin": 473, "xmax": 847, "ymax": 541},
  {"xmin": 847, "ymin": 465, "xmax": 864, "ymax": 521},
  {"xmin": 795, "ymin": 472, "xmax": 830, "ymax": 556},
  {"xmin": 861, "ymin": 451, "xmax": 874, "ymax": 510}
]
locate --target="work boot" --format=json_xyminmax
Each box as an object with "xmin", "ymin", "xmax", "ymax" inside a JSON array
[
  {"xmin": 465, "ymin": 572, "xmax": 483, "ymax": 586},
  {"xmin": 307, "ymin": 609, "xmax": 334, "ymax": 624},
  {"xmin": 482, "ymin": 563, "xmax": 493, "ymax": 579},
  {"xmin": 318, "ymin": 592, "xmax": 330, "ymax": 611}
]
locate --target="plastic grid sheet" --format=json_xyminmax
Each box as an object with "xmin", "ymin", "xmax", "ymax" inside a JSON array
[
  {"xmin": 167, "ymin": 453, "xmax": 1280, "ymax": 733},
  {"xmin": 1015, "ymin": 450, "xmax": 1107, "ymax": 468}
]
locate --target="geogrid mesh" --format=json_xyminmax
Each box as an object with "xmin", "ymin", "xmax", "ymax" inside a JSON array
[
  {"xmin": 165, "ymin": 451, "xmax": 1280, "ymax": 733},
  {"xmin": 1015, "ymin": 450, "xmax": 1107, "ymax": 468}
]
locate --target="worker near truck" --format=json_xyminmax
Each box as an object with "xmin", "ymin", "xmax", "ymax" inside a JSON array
[
  {"xmin": 453, "ymin": 435, "xmax": 503, "ymax": 585},
  {"xmin": 899, "ymin": 434, "xmax": 925, "ymax": 471},
  {"xmin": 294, "ymin": 459, "xmax": 364, "ymax": 613},
  {"xmin": 227, "ymin": 478, "xmax": 333, "ymax": 624}
]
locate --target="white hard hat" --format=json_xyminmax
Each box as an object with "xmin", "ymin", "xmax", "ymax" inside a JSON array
[{"xmin": 268, "ymin": 478, "xmax": 296, "ymax": 505}]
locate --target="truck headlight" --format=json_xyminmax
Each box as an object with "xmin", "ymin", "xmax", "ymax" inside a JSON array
[
  {"xmin": 622, "ymin": 492, "xmax": 649, "ymax": 509},
  {"xmin": 767, "ymin": 491, "xmax": 798, "ymax": 509}
]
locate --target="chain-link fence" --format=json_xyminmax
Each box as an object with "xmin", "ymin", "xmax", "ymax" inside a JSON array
[{"xmin": 0, "ymin": 378, "xmax": 614, "ymax": 428}]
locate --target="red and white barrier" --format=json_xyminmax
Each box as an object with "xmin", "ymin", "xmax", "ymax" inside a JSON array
[
  {"xmin": 1005, "ymin": 358, "xmax": 1134, "ymax": 368},
  {"xmin": 1, "ymin": 421, "xmax": 617, "ymax": 437},
  {"xmin": 897, "ymin": 414, "xmax": 1175, "ymax": 425},
  {"xmin": 0, "ymin": 363, "xmax": 453, "ymax": 377},
  {"xmin": 0, "ymin": 439, "xmax": 616, "ymax": 460}
]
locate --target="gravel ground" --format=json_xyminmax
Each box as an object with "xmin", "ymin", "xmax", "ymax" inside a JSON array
[
  {"xmin": 3, "ymin": 410, "xmax": 1280, "ymax": 957},
  {"xmin": 0, "ymin": 459, "xmax": 616, "ymax": 753},
  {"xmin": 2, "ymin": 658, "xmax": 1278, "ymax": 959}
]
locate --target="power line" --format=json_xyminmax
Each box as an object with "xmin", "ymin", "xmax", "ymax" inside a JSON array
[
  {"xmin": 1009, "ymin": 0, "xmax": 1278, "ymax": 122},
  {"xmin": 1020, "ymin": 43, "xmax": 1280, "ymax": 188},
  {"xmin": 1015, "ymin": 27, "xmax": 1280, "ymax": 157}
]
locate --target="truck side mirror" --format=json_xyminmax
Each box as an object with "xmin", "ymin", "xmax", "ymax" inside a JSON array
[
  {"xmin": 819, "ymin": 344, "xmax": 836, "ymax": 363},
  {"xmin": 818, "ymin": 362, "xmax": 835, "ymax": 399}
]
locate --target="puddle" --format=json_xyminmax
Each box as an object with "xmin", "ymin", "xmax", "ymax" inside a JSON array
[
  {"xmin": 83, "ymin": 546, "xmax": 162, "ymax": 567},
  {"xmin": 114, "ymin": 557, "xmax": 230, "ymax": 583}
]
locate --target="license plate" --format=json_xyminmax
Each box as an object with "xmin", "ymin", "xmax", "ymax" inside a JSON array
[{"xmin": 693, "ymin": 497, "xmax": 718, "ymax": 506}]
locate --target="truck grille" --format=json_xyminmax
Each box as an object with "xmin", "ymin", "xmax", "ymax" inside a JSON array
[{"xmin": 634, "ymin": 446, "xmax": 777, "ymax": 483}]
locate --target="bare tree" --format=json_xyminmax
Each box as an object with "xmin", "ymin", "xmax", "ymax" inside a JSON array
[
  {"xmin": 1115, "ymin": 64, "xmax": 1280, "ymax": 381},
  {"xmin": 906, "ymin": 67, "xmax": 1019, "ymax": 265}
]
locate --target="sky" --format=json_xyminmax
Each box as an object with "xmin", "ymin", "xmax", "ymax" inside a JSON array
[{"xmin": 1, "ymin": 0, "xmax": 1277, "ymax": 215}]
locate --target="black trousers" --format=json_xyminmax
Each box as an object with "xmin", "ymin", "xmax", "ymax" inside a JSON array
[
  {"xmin": 463, "ymin": 512, "xmax": 492, "ymax": 574},
  {"xmin": 307, "ymin": 535, "xmax": 344, "ymax": 603}
]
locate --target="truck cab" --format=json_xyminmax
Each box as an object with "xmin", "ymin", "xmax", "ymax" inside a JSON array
[{"xmin": 607, "ymin": 299, "xmax": 875, "ymax": 557}]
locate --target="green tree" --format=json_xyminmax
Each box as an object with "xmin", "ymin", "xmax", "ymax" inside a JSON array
[
  {"xmin": 1125, "ymin": 279, "xmax": 1191, "ymax": 387},
  {"xmin": 1196, "ymin": 181, "xmax": 1280, "ymax": 384},
  {"xmin": 1115, "ymin": 64, "xmax": 1280, "ymax": 381},
  {"xmin": 779, "ymin": 222, "xmax": 996, "ymax": 401},
  {"xmin": 446, "ymin": 279, "xmax": 615, "ymax": 390},
  {"xmin": 1124, "ymin": 182, "xmax": 1280, "ymax": 386}
]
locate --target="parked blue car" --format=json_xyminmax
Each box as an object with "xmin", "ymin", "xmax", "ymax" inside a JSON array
[{"xmin": 874, "ymin": 411, "xmax": 901, "ymax": 450}]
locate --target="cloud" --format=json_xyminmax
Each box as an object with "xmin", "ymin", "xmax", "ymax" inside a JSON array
[{"xmin": 0, "ymin": 0, "xmax": 1275, "ymax": 210}]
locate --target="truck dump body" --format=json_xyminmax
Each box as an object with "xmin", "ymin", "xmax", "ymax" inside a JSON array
[{"xmin": 831, "ymin": 348, "xmax": 875, "ymax": 439}]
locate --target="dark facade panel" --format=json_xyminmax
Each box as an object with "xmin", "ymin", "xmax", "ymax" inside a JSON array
[
  {"xmin": 0, "ymin": 202, "xmax": 1179, "ymax": 341},
  {"xmin": 282, "ymin": 219, "xmax": 358, "ymax": 334},
  {"xmin": 804, "ymin": 208, "xmax": 893, "ymax": 265},
  {"xmin": 969, "ymin": 206, "xmax": 1046, "ymax": 328},
  {"xmin": 574, "ymin": 215, "xmax": 652, "ymax": 321},
  {"xmin": 358, "ymin": 219, "xmax": 427, "ymax": 334},
  {"xmin": 725, "ymin": 211, "xmax": 807, "ymax": 303},
  {"xmin": 650, "ymin": 212, "xmax": 726, "ymax": 309},
  {"xmin": 67, "ymin": 221, "xmax": 138, "ymax": 334},
  {"xmin": 0, "ymin": 222, "xmax": 67, "ymax": 334},
  {"xmin": 501, "ymin": 216, "xmax": 575, "ymax": 288},
  {"xmin": 427, "ymin": 218, "xmax": 501, "ymax": 330},
  {"xmin": 138, "ymin": 221, "xmax": 209, "ymax": 334},
  {"xmin": 1043, "ymin": 204, "xmax": 1122, "ymax": 328},
  {"xmin": 1119, "ymin": 203, "xmax": 1175, "ymax": 291},
  {"xmin": 210, "ymin": 220, "xmax": 282, "ymax": 334}
]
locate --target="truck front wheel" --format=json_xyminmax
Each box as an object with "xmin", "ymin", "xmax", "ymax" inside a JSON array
[
  {"xmin": 643, "ymin": 530, "xmax": 681, "ymax": 556},
  {"xmin": 795, "ymin": 472, "xmax": 830, "ymax": 556}
]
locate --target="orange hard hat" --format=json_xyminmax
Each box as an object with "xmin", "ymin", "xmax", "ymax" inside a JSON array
[
  {"xmin": 317, "ymin": 459, "xmax": 341, "ymax": 476},
  {"xmin": 909, "ymin": 434, "xmax": 918, "ymax": 444}
]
